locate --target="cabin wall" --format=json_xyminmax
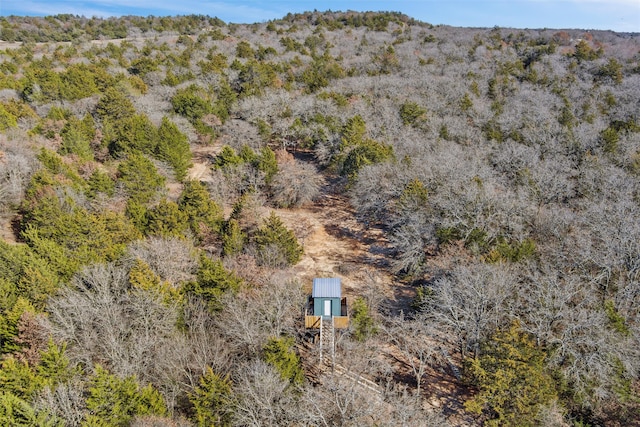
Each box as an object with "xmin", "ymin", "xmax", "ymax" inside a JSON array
[{"xmin": 313, "ymin": 297, "xmax": 341, "ymax": 317}]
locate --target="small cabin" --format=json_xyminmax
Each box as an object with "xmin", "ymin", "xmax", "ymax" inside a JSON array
[{"xmin": 305, "ymin": 278, "xmax": 348, "ymax": 329}]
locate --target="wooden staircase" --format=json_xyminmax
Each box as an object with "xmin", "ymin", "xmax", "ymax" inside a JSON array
[{"xmin": 319, "ymin": 316, "xmax": 335, "ymax": 365}]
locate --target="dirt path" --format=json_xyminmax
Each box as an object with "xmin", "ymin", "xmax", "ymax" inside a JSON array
[
  {"xmin": 188, "ymin": 143, "xmax": 223, "ymax": 182},
  {"xmin": 0, "ymin": 214, "xmax": 18, "ymax": 244},
  {"xmin": 274, "ymin": 186, "xmax": 414, "ymax": 309}
]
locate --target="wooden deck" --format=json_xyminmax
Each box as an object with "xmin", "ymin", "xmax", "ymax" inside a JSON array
[
  {"xmin": 304, "ymin": 313, "xmax": 349, "ymax": 329},
  {"xmin": 305, "ymin": 296, "xmax": 349, "ymax": 329}
]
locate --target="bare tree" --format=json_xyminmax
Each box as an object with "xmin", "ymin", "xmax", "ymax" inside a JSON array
[
  {"xmin": 0, "ymin": 134, "xmax": 38, "ymax": 213},
  {"xmin": 232, "ymin": 360, "xmax": 303, "ymax": 427},
  {"xmin": 305, "ymin": 338, "xmax": 392, "ymax": 427},
  {"xmin": 383, "ymin": 385, "xmax": 452, "ymax": 427},
  {"xmin": 519, "ymin": 265, "xmax": 640, "ymax": 407},
  {"xmin": 215, "ymin": 275, "xmax": 306, "ymax": 357},
  {"xmin": 388, "ymin": 210, "xmax": 436, "ymax": 276},
  {"xmin": 125, "ymin": 236, "xmax": 198, "ymax": 286},
  {"xmin": 130, "ymin": 415, "xmax": 193, "ymax": 427},
  {"xmin": 422, "ymin": 263, "xmax": 514, "ymax": 358},
  {"xmin": 34, "ymin": 378, "xmax": 86, "ymax": 427},
  {"xmin": 383, "ymin": 313, "xmax": 444, "ymax": 395},
  {"xmin": 48, "ymin": 263, "xmax": 180, "ymax": 383},
  {"xmin": 270, "ymin": 158, "xmax": 323, "ymax": 208}
]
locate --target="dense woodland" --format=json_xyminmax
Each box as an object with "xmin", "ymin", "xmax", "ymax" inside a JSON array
[{"xmin": 0, "ymin": 10, "xmax": 639, "ymax": 426}]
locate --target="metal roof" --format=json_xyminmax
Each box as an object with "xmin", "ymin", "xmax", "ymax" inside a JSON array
[{"xmin": 312, "ymin": 278, "xmax": 342, "ymax": 298}]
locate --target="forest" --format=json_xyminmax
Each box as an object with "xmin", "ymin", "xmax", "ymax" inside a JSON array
[{"xmin": 0, "ymin": 10, "xmax": 639, "ymax": 426}]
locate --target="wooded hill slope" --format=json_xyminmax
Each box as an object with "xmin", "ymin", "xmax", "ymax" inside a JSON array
[{"xmin": 0, "ymin": 11, "xmax": 639, "ymax": 426}]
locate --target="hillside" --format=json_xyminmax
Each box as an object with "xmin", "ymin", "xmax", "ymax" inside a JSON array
[{"xmin": 0, "ymin": 11, "xmax": 639, "ymax": 426}]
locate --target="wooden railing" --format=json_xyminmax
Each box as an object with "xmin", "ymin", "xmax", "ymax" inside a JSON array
[
  {"xmin": 333, "ymin": 316, "xmax": 349, "ymax": 329},
  {"xmin": 305, "ymin": 314, "xmax": 349, "ymax": 329},
  {"xmin": 305, "ymin": 315, "xmax": 322, "ymax": 328}
]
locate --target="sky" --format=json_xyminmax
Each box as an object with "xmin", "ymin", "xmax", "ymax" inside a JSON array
[{"xmin": 0, "ymin": 1, "xmax": 638, "ymax": 32}]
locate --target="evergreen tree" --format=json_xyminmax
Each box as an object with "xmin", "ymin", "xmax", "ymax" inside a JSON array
[
  {"xmin": 118, "ymin": 153, "xmax": 166, "ymax": 205},
  {"xmin": 238, "ymin": 145, "xmax": 258, "ymax": 164},
  {"xmin": 263, "ymin": 337, "xmax": 304, "ymax": 386},
  {"xmin": 351, "ymin": 297, "xmax": 377, "ymax": 341},
  {"xmin": 0, "ymin": 391, "xmax": 59, "ymax": 427},
  {"xmin": 0, "ymin": 104, "xmax": 18, "ymax": 131},
  {"xmin": 341, "ymin": 139, "xmax": 394, "ymax": 179},
  {"xmin": 171, "ymin": 86, "xmax": 213, "ymax": 121},
  {"xmin": 340, "ymin": 115, "xmax": 367, "ymax": 150},
  {"xmin": 145, "ymin": 199, "xmax": 189, "ymax": 237},
  {"xmin": 399, "ymin": 101, "xmax": 427, "ymax": 126},
  {"xmin": 222, "ymin": 219, "xmax": 245, "ymax": 257},
  {"xmin": 36, "ymin": 341, "xmax": 75, "ymax": 388},
  {"xmin": 0, "ymin": 241, "xmax": 59, "ymax": 312},
  {"xmin": 85, "ymin": 365, "xmax": 167, "ymax": 427},
  {"xmin": 96, "ymin": 87, "xmax": 135, "ymax": 123},
  {"xmin": 107, "ymin": 113, "xmax": 158, "ymax": 156},
  {"xmin": 155, "ymin": 117, "xmax": 192, "ymax": 181},
  {"xmin": 59, "ymin": 115, "xmax": 93, "ymax": 160},
  {"xmin": 189, "ymin": 367, "xmax": 233, "ymax": 427},
  {"xmin": 22, "ymin": 199, "xmax": 140, "ymax": 278},
  {"xmin": 0, "ymin": 354, "xmax": 43, "ymax": 398},
  {"xmin": 398, "ymin": 178, "xmax": 429, "ymax": 212},
  {"xmin": 257, "ymin": 146, "xmax": 278, "ymax": 184},
  {"xmin": 85, "ymin": 170, "xmax": 115, "ymax": 199},
  {"xmin": 59, "ymin": 64, "xmax": 99, "ymax": 100},
  {"xmin": 178, "ymin": 180, "xmax": 223, "ymax": 238},
  {"xmin": 128, "ymin": 259, "xmax": 180, "ymax": 304},
  {"xmin": 184, "ymin": 254, "xmax": 243, "ymax": 312},
  {"xmin": 214, "ymin": 145, "xmax": 243, "ymax": 170},
  {"xmin": 125, "ymin": 200, "xmax": 149, "ymax": 233},
  {"xmin": 254, "ymin": 212, "xmax": 303, "ymax": 267},
  {"xmin": 464, "ymin": 321, "xmax": 558, "ymax": 427}
]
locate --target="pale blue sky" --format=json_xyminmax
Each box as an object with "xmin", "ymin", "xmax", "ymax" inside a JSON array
[{"xmin": 1, "ymin": 1, "xmax": 638, "ymax": 32}]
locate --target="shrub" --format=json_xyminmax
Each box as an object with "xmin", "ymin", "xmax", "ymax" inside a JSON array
[
  {"xmin": 341, "ymin": 139, "xmax": 394, "ymax": 179},
  {"xmin": 0, "ymin": 104, "xmax": 17, "ymax": 131},
  {"xmin": 171, "ymin": 86, "xmax": 213, "ymax": 121},
  {"xmin": 399, "ymin": 101, "xmax": 427, "ymax": 126}
]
